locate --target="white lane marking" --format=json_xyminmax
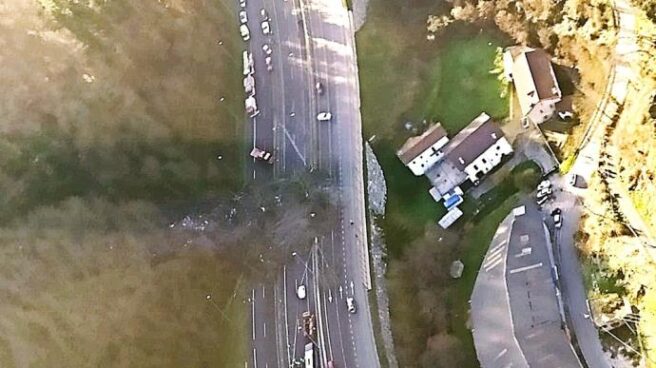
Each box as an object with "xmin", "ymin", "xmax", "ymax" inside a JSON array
[
  {"xmin": 509, "ymin": 262, "xmax": 543, "ymax": 274},
  {"xmin": 283, "ymin": 126, "xmax": 308, "ymax": 166},
  {"xmin": 262, "ymin": 285, "xmax": 266, "ymax": 300},
  {"xmin": 282, "ymin": 265, "xmax": 292, "ymax": 365},
  {"xmin": 252, "ymin": 288, "xmax": 256, "ymax": 340},
  {"xmin": 253, "ymin": 348, "xmax": 258, "ymax": 368},
  {"xmin": 263, "ymin": 321, "xmax": 267, "ymax": 338}
]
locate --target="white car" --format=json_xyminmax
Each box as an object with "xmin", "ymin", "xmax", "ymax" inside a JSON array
[
  {"xmin": 239, "ymin": 10, "xmax": 248, "ymax": 24},
  {"xmin": 261, "ymin": 20, "xmax": 271, "ymax": 35},
  {"xmin": 260, "ymin": 8, "xmax": 269, "ymax": 20},
  {"xmin": 239, "ymin": 0, "xmax": 246, "ymax": 8},
  {"xmin": 296, "ymin": 285, "xmax": 306, "ymax": 300},
  {"xmin": 240, "ymin": 24, "xmax": 250, "ymax": 41},
  {"xmin": 262, "ymin": 43, "xmax": 272, "ymax": 55},
  {"xmin": 316, "ymin": 112, "xmax": 332, "ymax": 121},
  {"xmin": 265, "ymin": 56, "xmax": 272, "ymax": 71},
  {"xmin": 552, "ymin": 208, "xmax": 562, "ymax": 228},
  {"xmin": 346, "ymin": 297, "xmax": 356, "ymax": 314},
  {"xmin": 568, "ymin": 173, "xmax": 578, "ymax": 187}
]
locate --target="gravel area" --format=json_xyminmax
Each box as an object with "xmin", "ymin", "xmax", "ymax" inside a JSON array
[
  {"xmin": 366, "ymin": 143, "xmax": 398, "ymax": 368},
  {"xmin": 366, "ymin": 143, "xmax": 386, "ymax": 216}
]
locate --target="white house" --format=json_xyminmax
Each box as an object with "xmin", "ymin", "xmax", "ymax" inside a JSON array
[
  {"xmin": 398, "ymin": 113, "xmax": 514, "ymax": 228},
  {"xmin": 504, "ymin": 47, "xmax": 562, "ymax": 125},
  {"xmin": 397, "ymin": 123, "xmax": 450, "ymax": 176}
]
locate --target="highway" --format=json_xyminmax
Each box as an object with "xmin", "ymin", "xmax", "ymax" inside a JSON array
[{"xmin": 239, "ymin": 0, "xmax": 380, "ymax": 366}]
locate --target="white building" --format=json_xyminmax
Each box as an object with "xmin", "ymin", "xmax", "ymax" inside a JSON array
[
  {"xmin": 397, "ymin": 123, "xmax": 450, "ymax": 176},
  {"xmin": 398, "ymin": 112, "xmax": 514, "ymax": 228},
  {"xmin": 504, "ymin": 47, "xmax": 562, "ymax": 125}
]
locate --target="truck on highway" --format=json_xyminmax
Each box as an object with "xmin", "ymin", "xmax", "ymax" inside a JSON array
[
  {"xmin": 302, "ymin": 311, "xmax": 316, "ymax": 339},
  {"xmin": 245, "ymin": 96, "xmax": 259, "ymax": 117},
  {"xmin": 249, "ymin": 147, "xmax": 272, "ymax": 163},
  {"xmin": 242, "ymin": 50, "xmax": 254, "ymax": 76},
  {"xmin": 304, "ymin": 342, "xmax": 314, "ymax": 368}
]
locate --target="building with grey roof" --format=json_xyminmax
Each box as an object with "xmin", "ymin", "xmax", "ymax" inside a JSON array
[
  {"xmin": 397, "ymin": 112, "xmax": 513, "ymax": 228},
  {"xmin": 471, "ymin": 203, "xmax": 582, "ymax": 368},
  {"xmin": 503, "ymin": 47, "xmax": 563, "ymax": 125}
]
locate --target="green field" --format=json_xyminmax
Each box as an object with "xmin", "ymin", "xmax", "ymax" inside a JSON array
[{"xmin": 356, "ymin": 1, "xmax": 511, "ymax": 365}]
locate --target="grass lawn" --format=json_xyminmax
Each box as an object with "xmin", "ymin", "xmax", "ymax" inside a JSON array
[
  {"xmin": 357, "ymin": 5, "xmax": 510, "ymax": 258},
  {"xmin": 357, "ymin": 0, "xmax": 516, "ymax": 364}
]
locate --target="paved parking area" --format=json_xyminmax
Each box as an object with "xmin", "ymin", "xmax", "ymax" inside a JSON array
[{"xmin": 471, "ymin": 202, "xmax": 582, "ymax": 368}]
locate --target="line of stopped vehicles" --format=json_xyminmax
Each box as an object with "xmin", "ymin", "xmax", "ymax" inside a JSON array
[
  {"xmin": 238, "ymin": 2, "xmax": 351, "ymax": 368},
  {"xmin": 238, "ymin": 0, "xmax": 332, "ymax": 164},
  {"xmin": 292, "ymin": 279, "xmax": 355, "ymax": 368}
]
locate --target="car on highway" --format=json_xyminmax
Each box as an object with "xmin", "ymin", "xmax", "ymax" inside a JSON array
[
  {"xmin": 265, "ymin": 56, "xmax": 272, "ymax": 71},
  {"xmin": 346, "ymin": 297, "xmax": 357, "ymax": 314},
  {"xmin": 315, "ymin": 82, "xmax": 324, "ymax": 95},
  {"xmin": 250, "ymin": 147, "xmax": 272, "ymax": 163},
  {"xmin": 239, "ymin": 24, "xmax": 250, "ymax": 41},
  {"xmin": 316, "ymin": 112, "xmax": 332, "ymax": 121},
  {"xmin": 262, "ymin": 43, "xmax": 272, "ymax": 55},
  {"xmin": 261, "ymin": 20, "xmax": 271, "ymax": 35},
  {"xmin": 296, "ymin": 284, "xmax": 306, "ymax": 299},
  {"xmin": 239, "ymin": 10, "xmax": 248, "ymax": 24},
  {"xmin": 552, "ymin": 208, "xmax": 562, "ymax": 228}
]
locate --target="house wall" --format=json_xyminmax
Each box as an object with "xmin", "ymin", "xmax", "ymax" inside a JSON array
[
  {"xmin": 463, "ymin": 137, "xmax": 513, "ymax": 183},
  {"xmin": 407, "ymin": 136, "xmax": 450, "ymax": 176},
  {"xmin": 527, "ymin": 98, "xmax": 559, "ymax": 124}
]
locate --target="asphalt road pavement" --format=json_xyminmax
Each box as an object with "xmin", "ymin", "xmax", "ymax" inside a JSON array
[{"xmin": 239, "ymin": 0, "xmax": 379, "ymax": 366}]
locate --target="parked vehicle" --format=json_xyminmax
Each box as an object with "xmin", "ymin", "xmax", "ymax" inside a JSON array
[
  {"xmin": 262, "ymin": 43, "xmax": 272, "ymax": 55},
  {"xmin": 536, "ymin": 195, "xmax": 548, "ymax": 207},
  {"xmin": 260, "ymin": 8, "xmax": 269, "ymax": 20},
  {"xmin": 552, "ymin": 208, "xmax": 562, "ymax": 228},
  {"xmin": 261, "ymin": 20, "xmax": 271, "ymax": 35},
  {"xmin": 243, "ymin": 75, "xmax": 255, "ymax": 96},
  {"xmin": 265, "ymin": 56, "xmax": 273, "ymax": 71},
  {"xmin": 316, "ymin": 112, "xmax": 332, "ymax": 121},
  {"xmin": 242, "ymin": 50, "xmax": 254, "ymax": 75},
  {"xmin": 568, "ymin": 173, "xmax": 578, "ymax": 187},
  {"xmin": 239, "ymin": 0, "xmax": 246, "ymax": 8},
  {"xmin": 250, "ymin": 147, "xmax": 272, "ymax": 163},
  {"xmin": 240, "ymin": 24, "xmax": 250, "ymax": 41},
  {"xmin": 538, "ymin": 179, "xmax": 551, "ymax": 191},
  {"xmin": 245, "ymin": 96, "xmax": 259, "ymax": 117},
  {"xmin": 537, "ymin": 186, "xmax": 552, "ymax": 199},
  {"xmin": 239, "ymin": 10, "xmax": 248, "ymax": 24}
]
